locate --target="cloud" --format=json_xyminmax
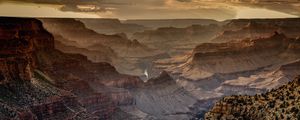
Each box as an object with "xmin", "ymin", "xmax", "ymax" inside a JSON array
[
  {"xmin": 223, "ymin": 0, "xmax": 300, "ymax": 16},
  {"xmin": 0, "ymin": 0, "xmax": 299, "ymax": 20},
  {"xmin": 176, "ymin": 0, "xmax": 192, "ymax": 2}
]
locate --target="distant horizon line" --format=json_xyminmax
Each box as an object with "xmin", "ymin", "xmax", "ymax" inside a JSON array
[{"xmin": 0, "ymin": 15, "xmax": 299, "ymax": 22}]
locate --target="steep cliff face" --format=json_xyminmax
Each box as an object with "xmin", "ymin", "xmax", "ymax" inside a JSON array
[
  {"xmin": 0, "ymin": 17, "xmax": 145, "ymax": 119},
  {"xmin": 212, "ymin": 21, "xmax": 278, "ymax": 43},
  {"xmin": 181, "ymin": 32, "xmax": 299, "ymax": 80},
  {"xmin": 206, "ymin": 76, "xmax": 300, "ymax": 120},
  {"xmin": 0, "ymin": 17, "xmax": 98, "ymax": 119},
  {"xmin": 0, "ymin": 18, "xmax": 51, "ymax": 84}
]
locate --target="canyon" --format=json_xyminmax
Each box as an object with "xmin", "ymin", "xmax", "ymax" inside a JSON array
[{"xmin": 0, "ymin": 17, "xmax": 299, "ymax": 120}]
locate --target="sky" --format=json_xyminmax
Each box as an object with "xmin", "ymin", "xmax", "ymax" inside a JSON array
[{"xmin": 0, "ymin": 0, "xmax": 299, "ymax": 21}]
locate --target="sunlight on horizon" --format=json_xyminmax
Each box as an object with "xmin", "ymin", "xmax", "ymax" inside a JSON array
[
  {"xmin": 0, "ymin": 2, "xmax": 298, "ymax": 20},
  {"xmin": 0, "ymin": 2, "xmax": 100, "ymax": 18},
  {"xmin": 235, "ymin": 7, "xmax": 298, "ymax": 20}
]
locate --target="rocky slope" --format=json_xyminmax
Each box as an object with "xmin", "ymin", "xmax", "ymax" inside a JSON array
[
  {"xmin": 206, "ymin": 76, "xmax": 300, "ymax": 120},
  {"xmin": 0, "ymin": 17, "xmax": 99, "ymax": 119},
  {"xmin": 0, "ymin": 17, "xmax": 146, "ymax": 119}
]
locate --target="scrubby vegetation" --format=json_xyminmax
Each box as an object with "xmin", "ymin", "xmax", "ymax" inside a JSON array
[{"xmin": 206, "ymin": 76, "xmax": 300, "ymax": 120}]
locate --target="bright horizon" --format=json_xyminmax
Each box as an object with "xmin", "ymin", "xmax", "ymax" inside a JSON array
[{"xmin": 0, "ymin": 1, "xmax": 299, "ymax": 21}]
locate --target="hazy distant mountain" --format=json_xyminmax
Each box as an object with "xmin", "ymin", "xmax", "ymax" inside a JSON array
[
  {"xmin": 124, "ymin": 19, "xmax": 221, "ymax": 29},
  {"xmin": 79, "ymin": 18, "xmax": 149, "ymax": 37},
  {"xmin": 40, "ymin": 18, "xmax": 163, "ymax": 76},
  {"xmin": 132, "ymin": 24, "xmax": 221, "ymax": 54}
]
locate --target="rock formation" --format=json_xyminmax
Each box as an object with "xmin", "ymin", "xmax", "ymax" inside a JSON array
[
  {"xmin": 181, "ymin": 32, "xmax": 300, "ymax": 80},
  {"xmin": 206, "ymin": 76, "xmax": 300, "ymax": 120},
  {"xmin": 211, "ymin": 21, "xmax": 278, "ymax": 43},
  {"xmin": 0, "ymin": 17, "xmax": 99, "ymax": 119},
  {"xmin": 132, "ymin": 24, "xmax": 221, "ymax": 53},
  {"xmin": 0, "ymin": 17, "xmax": 144, "ymax": 119},
  {"xmin": 40, "ymin": 18, "xmax": 159, "ymax": 58},
  {"xmin": 40, "ymin": 18, "xmax": 163, "ymax": 77}
]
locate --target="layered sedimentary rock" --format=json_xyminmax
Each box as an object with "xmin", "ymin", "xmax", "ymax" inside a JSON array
[
  {"xmin": 40, "ymin": 18, "xmax": 163, "ymax": 77},
  {"xmin": 212, "ymin": 21, "xmax": 278, "ymax": 43},
  {"xmin": 0, "ymin": 17, "xmax": 98, "ymax": 119},
  {"xmin": 160, "ymin": 32, "xmax": 300, "ymax": 119},
  {"xmin": 132, "ymin": 24, "xmax": 221, "ymax": 53},
  {"xmin": 222, "ymin": 18, "xmax": 300, "ymax": 38},
  {"xmin": 0, "ymin": 17, "xmax": 146, "ymax": 119},
  {"xmin": 40, "ymin": 18, "xmax": 159, "ymax": 58},
  {"xmin": 206, "ymin": 76, "xmax": 300, "ymax": 120},
  {"xmin": 182, "ymin": 32, "xmax": 300, "ymax": 80},
  {"xmin": 54, "ymin": 35, "xmax": 116, "ymax": 63}
]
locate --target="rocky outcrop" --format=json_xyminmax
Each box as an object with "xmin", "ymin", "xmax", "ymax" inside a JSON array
[
  {"xmin": 0, "ymin": 17, "xmax": 144, "ymax": 119},
  {"xmin": 184, "ymin": 32, "xmax": 299, "ymax": 79},
  {"xmin": 206, "ymin": 76, "xmax": 300, "ymax": 120},
  {"xmin": 212, "ymin": 21, "xmax": 278, "ymax": 43}
]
